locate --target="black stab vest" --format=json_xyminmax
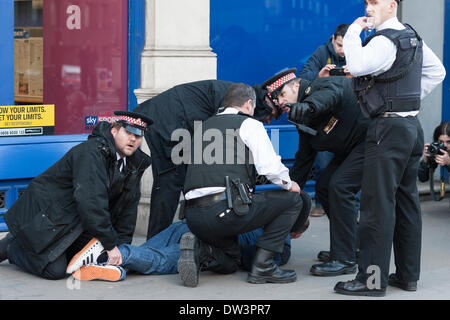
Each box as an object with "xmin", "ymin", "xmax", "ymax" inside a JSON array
[
  {"xmin": 353, "ymin": 24, "xmax": 423, "ymax": 118},
  {"xmin": 184, "ymin": 112, "xmax": 256, "ymax": 193}
]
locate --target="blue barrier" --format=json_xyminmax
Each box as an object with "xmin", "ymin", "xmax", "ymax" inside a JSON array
[{"xmin": 0, "ymin": 135, "xmax": 88, "ymax": 231}]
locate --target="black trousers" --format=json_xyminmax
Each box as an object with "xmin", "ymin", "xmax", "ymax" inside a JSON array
[
  {"xmin": 356, "ymin": 117, "xmax": 423, "ymax": 288},
  {"xmin": 7, "ymin": 233, "xmax": 92, "ymax": 280},
  {"xmin": 146, "ymin": 163, "xmax": 187, "ymax": 239},
  {"xmin": 185, "ymin": 190, "xmax": 303, "ymax": 273},
  {"xmin": 315, "ymin": 141, "xmax": 365, "ymax": 262}
]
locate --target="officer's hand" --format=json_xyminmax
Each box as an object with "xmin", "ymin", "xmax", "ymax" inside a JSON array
[
  {"xmin": 107, "ymin": 246, "xmax": 122, "ymax": 266},
  {"xmin": 287, "ymin": 102, "xmax": 312, "ymax": 124},
  {"xmin": 353, "ymin": 16, "xmax": 375, "ymax": 30},
  {"xmin": 289, "ymin": 181, "xmax": 301, "ymax": 195}
]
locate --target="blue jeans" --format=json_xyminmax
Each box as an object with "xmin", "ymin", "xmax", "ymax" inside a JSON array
[
  {"xmin": 118, "ymin": 221, "xmax": 189, "ymax": 277},
  {"xmin": 118, "ymin": 221, "xmax": 291, "ymax": 279}
]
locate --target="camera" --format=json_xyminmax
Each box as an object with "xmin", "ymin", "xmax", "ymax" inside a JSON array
[
  {"xmin": 428, "ymin": 141, "xmax": 447, "ymax": 157},
  {"xmin": 428, "ymin": 141, "xmax": 447, "ymax": 171},
  {"xmin": 329, "ymin": 68, "xmax": 348, "ymax": 76},
  {"xmin": 426, "ymin": 141, "xmax": 448, "ymax": 201}
]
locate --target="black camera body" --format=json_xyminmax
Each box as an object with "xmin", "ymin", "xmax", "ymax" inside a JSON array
[
  {"xmin": 329, "ymin": 68, "xmax": 348, "ymax": 76},
  {"xmin": 428, "ymin": 141, "xmax": 447, "ymax": 157},
  {"xmin": 428, "ymin": 141, "xmax": 447, "ymax": 169}
]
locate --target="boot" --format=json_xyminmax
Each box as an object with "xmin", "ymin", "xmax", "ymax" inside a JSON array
[
  {"xmin": 0, "ymin": 233, "xmax": 14, "ymax": 263},
  {"xmin": 178, "ymin": 232, "xmax": 215, "ymax": 287},
  {"xmin": 247, "ymin": 247, "xmax": 297, "ymax": 284}
]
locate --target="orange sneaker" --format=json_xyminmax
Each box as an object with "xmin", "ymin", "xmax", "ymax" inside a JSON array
[
  {"xmin": 72, "ymin": 265, "xmax": 124, "ymax": 282},
  {"xmin": 66, "ymin": 238, "xmax": 106, "ymax": 274}
]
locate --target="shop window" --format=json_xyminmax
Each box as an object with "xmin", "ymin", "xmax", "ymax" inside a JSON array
[{"xmin": 10, "ymin": 0, "xmax": 128, "ymax": 136}]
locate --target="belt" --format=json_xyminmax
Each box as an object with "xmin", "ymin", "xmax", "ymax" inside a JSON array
[{"xmin": 185, "ymin": 191, "xmax": 227, "ymax": 208}]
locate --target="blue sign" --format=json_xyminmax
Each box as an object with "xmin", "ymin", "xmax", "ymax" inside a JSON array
[{"xmin": 85, "ymin": 116, "xmax": 98, "ymax": 126}]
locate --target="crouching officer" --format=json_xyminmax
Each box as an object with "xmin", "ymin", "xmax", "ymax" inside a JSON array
[
  {"xmin": 0, "ymin": 111, "xmax": 152, "ymax": 280},
  {"xmin": 177, "ymin": 83, "xmax": 307, "ymax": 287},
  {"xmin": 262, "ymin": 68, "xmax": 370, "ymax": 276}
]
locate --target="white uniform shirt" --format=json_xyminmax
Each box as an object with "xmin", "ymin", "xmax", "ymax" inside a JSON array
[
  {"xmin": 185, "ymin": 108, "xmax": 292, "ymax": 200},
  {"xmin": 343, "ymin": 17, "xmax": 446, "ymax": 117}
]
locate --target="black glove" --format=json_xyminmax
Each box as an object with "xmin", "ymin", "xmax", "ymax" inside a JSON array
[{"xmin": 286, "ymin": 102, "xmax": 313, "ymax": 124}]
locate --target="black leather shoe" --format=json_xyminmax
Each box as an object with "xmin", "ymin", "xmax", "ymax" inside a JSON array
[
  {"xmin": 334, "ymin": 279, "xmax": 386, "ymax": 297},
  {"xmin": 247, "ymin": 248, "xmax": 297, "ymax": 284},
  {"xmin": 317, "ymin": 250, "xmax": 330, "ymax": 262},
  {"xmin": 310, "ymin": 260, "xmax": 357, "ymax": 277},
  {"xmin": 0, "ymin": 233, "xmax": 13, "ymax": 263},
  {"xmin": 388, "ymin": 273, "xmax": 417, "ymax": 291}
]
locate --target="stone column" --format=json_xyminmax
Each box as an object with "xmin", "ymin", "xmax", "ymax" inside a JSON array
[{"xmin": 134, "ymin": 0, "xmax": 217, "ymax": 235}]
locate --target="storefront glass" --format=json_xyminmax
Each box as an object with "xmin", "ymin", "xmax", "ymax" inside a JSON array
[{"xmin": 10, "ymin": 0, "xmax": 128, "ymax": 136}]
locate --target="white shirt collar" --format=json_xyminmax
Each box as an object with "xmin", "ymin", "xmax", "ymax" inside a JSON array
[
  {"xmin": 377, "ymin": 17, "xmax": 404, "ymax": 31},
  {"xmin": 218, "ymin": 107, "xmax": 240, "ymax": 115}
]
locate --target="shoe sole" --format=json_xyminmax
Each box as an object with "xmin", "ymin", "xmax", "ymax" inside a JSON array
[
  {"xmin": 72, "ymin": 265, "xmax": 121, "ymax": 282},
  {"xmin": 334, "ymin": 287, "xmax": 386, "ymax": 297},
  {"xmin": 178, "ymin": 233, "xmax": 199, "ymax": 287},
  {"xmin": 310, "ymin": 265, "xmax": 358, "ymax": 277},
  {"xmin": 247, "ymin": 274, "xmax": 297, "ymax": 284},
  {"xmin": 66, "ymin": 238, "xmax": 101, "ymax": 274}
]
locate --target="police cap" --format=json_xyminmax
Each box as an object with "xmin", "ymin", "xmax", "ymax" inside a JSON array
[{"xmin": 113, "ymin": 110, "xmax": 153, "ymax": 137}]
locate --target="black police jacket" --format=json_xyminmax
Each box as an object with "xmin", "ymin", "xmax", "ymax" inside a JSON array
[
  {"xmin": 289, "ymin": 76, "xmax": 370, "ymax": 187},
  {"xmin": 133, "ymin": 80, "xmax": 234, "ymax": 175},
  {"xmin": 133, "ymin": 80, "xmax": 273, "ymax": 175},
  {"xmin": 5, "ymin": 122, "xmax": 151, "ymax": 272}
]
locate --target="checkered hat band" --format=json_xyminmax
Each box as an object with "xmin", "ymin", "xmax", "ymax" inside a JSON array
[
  {"xmin": 267, "ymin": 73, "xmax": 297, "ymax": 91},
  {"xmin": 117, "ymin": 115, "xmax": 147, "ymax": 128}
]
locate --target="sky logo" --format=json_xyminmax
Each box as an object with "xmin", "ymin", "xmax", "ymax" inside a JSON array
[{"xmin": 85, "ymin": 116, "xmax": 98, "ymax": 126}]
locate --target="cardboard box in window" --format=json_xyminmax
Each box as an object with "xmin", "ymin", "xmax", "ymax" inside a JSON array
[{"xmin": 14, "ymin": 36, "xmax": 43, "ymax": 102}]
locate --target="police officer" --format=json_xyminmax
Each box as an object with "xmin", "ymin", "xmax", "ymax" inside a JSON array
[
  {"xmin": 334, "ymin": 0, "xmax": 446, "ymax": 296},
  {"xmin": 133, "ymin": 80, "xmax": 275, "ymax": 239},
  {"xmin": 262, "ymin": 68, "xmax": 370, "ymax": 277},
  {"xmin": 177, "ymin": 83, "xmax": 308, "ymax": 287},
  {"xmin": 0, "ymin": 111, "xmax": 153, "ymax": 280}
]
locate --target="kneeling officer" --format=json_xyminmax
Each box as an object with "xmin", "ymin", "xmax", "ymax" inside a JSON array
[{"xmin": 178, "ymin": 83, "xmax": 307, "ymax": 287}]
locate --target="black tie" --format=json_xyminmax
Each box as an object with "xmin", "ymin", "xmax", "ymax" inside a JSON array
[{"xmin": 117, "ymin": 158, "xmax": 124, "ymax": 172}]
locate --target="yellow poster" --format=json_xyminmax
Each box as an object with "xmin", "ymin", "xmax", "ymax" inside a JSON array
[{"xmin": 0, "ymin": 104, "xmax": 55, "ymax": 128}]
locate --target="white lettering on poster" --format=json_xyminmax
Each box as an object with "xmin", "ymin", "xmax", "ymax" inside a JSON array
[{"xmin": 66, "ymin": 5, "xmax": 81, "ymax": 30}]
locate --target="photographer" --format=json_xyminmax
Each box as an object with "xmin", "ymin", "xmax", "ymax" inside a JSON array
[{"xmin": 418, "ymin": 121, "xmax": 450, "ymax": 182}]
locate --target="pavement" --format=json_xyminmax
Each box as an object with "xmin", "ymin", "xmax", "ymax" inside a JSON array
[{"xmin": 0, "ymin": 194, "xmax": 449, "ymax": 301}]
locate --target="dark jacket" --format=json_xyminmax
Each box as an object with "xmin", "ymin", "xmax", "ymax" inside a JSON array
[
  {"xmin": 133, "ymin": 80, "xmax": 272, "ymax": 175},
  {"xmin": 133, "ymin": 80, "xmax": 234, "ymax": 175},
  {"xmin": 5, "ymin": 121, "xmax": 151, "ymax": 271},
  {"xmin": 298, "ymin": 38, "xmax": 346, "ymax": 81},
  {"xmin": 289, "ymin": 77, "xmax": 370, "ymax": 187}
]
